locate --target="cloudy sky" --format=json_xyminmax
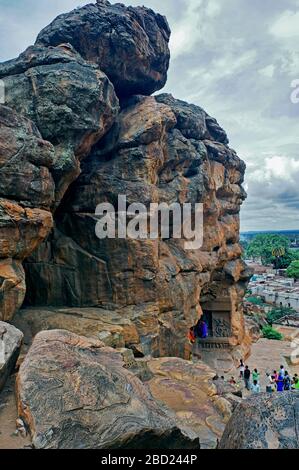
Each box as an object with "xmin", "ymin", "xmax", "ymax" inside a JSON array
[{"xmin": 0, "ymin": 0, "xmax": 299, "ymax": 231}]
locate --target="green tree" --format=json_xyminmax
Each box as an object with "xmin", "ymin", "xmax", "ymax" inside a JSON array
[
  {"xmin": 262, "ymin": 325, "xmax": 283, "ymax": 340},
  {"xmin": 286, "ymin": 260, "xmax": 299, "ymax": 279},
  {"xmin": 246, "ymin": 296, "xmax": 264, "ymax": 306},
  {"xmin": 289, "ymin": 249, "xmax": 299, "ymax": 261},
  {"xmin": 246, "ymin": 234, "xmax": 291, "ymax": 267},
  {"xmin": 266, "ymin": 306, "xmax": 296, "ymax": 325}
]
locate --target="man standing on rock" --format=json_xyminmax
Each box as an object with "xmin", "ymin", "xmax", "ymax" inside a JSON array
[{"xmin": 244, "ymin": 365, "xmax": 251, "ymax": 390}]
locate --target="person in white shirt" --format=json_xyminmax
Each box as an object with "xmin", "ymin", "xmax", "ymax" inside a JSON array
[
  {"xmin": 279, "ymin": 365, "xmax": 285, "ymax": 376},
  {"xmin": 238, "ymin": 359, "xmax": 245, "ymax": 379},
  {"xmin": 251, "ymin": 380, "xmax": 260, "ymax": 393}
]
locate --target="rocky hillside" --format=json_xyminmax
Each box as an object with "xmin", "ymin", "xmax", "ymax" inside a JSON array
[{"xmin": 0, "ymin": 0, "xmax": 252, "ymax": 449}]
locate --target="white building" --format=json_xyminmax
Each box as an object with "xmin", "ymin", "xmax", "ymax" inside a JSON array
[{"xmin": 250, "ymin": 276, "xmax": 299, "ymax": 312}]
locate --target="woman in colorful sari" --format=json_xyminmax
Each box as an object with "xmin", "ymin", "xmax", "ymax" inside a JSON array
[{"xmin": 276, "ymin": 373, "xmax": 284, "ymax": 392}]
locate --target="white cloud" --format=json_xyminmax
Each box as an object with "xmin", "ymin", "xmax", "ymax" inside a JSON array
[
  {"xmin": 206, "ymin": 0, "xmax": 221, "ymax": 17},
  {"xmin": 169, "ymin": 0, "xmax": 223, "ymax": 59},
  {"xmin": 169, "ymin": 0, "xmax": 203, "ymax": 59},
  {"xmin": 270, "ymin": 10, "xmax": 299, "ymax": 39},
  {"xmin": 250, "ymin": 155, "xmax": 299, "ymax": 182},
  {"xmin": 259, "ymin": 64, "xmax": 275, "ymax": 78}
]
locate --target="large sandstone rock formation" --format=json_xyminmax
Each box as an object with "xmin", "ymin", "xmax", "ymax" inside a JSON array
[
  {"xmin": 0, "ymin": 0, "xmax": 250, "ymax": 363},
  {"xmin": 13, "ymin": 306, "xmax": 139, "ymax": 352},
  {"xmin": 219, "ymin": 392, "xmax": 299, "ymax": 449},
  {"xmin": 17, "ymin": 329, "xmax": 200, "ymax": 449},
  {"xmin": 23, "ymin": 92, "xmax": 251, "ymax": 358}
]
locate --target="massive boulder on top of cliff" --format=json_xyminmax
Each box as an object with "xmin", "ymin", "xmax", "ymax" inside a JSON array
[
  {"xmin": 35, "ymin": 0, "xmax": 171, "ymax": 97},
  {"xmin": 17, "ymin": 329, "xmax": 200, "ymax": 449},
  {"xmin": 0, "ymin": 44, "xmax": 119, "ymax": 205},
  {"xmin": 24, "ymin": 93, "xmax": 250, "ymax": 358},
  {"xmin": 219, "ymin": 392, "xmax": 299, "ymax": 449}
]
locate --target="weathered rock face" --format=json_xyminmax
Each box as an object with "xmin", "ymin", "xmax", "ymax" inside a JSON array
[
  {"xmin": 35, "ymin": 0, "xmax": 170, "ymax": 97},
  {"xmin": 0, "ymin": 106, "xmax": 54, "ymax": 320},
  {"xmin": 0, "ymin": 105, "xmax": 55, "ymax": 208},
  {"xmin": 0, "ymin": 44, "xmax": 119, "ymax": 205},
  {"xmin": 24, "ymin": 93, "xmax": 251, "ymax": 358},
  {"xmin": 0, "ymin": 321, "xmax": 23, "ymax": 391},
  {"xmin": 0, "ymin": 38, "xmax": 119, "ymax": 320},
  {"xmin": 13, "ymin": 307, "xmax": 139, "ymax": 351},
  {"xmin": 17, "ymin": 330, "xmax": 200, "ymax": 449},
  {"xmin": 219, "ymin": 392, "xmax": 299, "ymax": 449}
]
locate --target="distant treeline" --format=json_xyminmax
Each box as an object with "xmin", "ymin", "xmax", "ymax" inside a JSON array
[
  {"xmin": 241, "ymin": 230, "xmax": 299, "ymax": 246},
  {"xmin": 241, "ymin": 233, "xmax": 299, "ymax": 276}
]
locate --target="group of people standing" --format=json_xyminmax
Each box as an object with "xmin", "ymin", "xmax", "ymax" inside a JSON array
[{"xmin": 238, "ymin": 360, "xmax": 299, "ymax": 393}]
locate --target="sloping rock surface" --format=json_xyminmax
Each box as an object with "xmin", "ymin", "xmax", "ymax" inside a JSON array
[
  {"xmin": 147, "ymin": 357, "xmax": 236, "ymax": 449},
  {"xmin": 17, "ymin": 329, "xmax": 200, "ymax": 449}
]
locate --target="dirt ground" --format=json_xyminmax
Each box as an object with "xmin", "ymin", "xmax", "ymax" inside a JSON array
[{"xmin": 0, "ymin": 375, "xmax": 31, "ymax": 449}]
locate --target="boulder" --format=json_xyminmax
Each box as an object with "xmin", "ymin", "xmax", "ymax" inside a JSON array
[
  {"xmin": 219, "ymin": 392, "xmax": 299, "ymax": 449},
  {"xmin": 25, "ymin": 93, "xmax": 250, "ymax": 358},
  {"xmin": 0, "ymin": 321, "xmax": 23, "ymax": 391},
  {"xmin": 16, "ymin": 329, "xmax": 200, "ymax": 449},
  {"xmin": 35, "ymin": 0, "xmax": 170, "ymax": 97}
]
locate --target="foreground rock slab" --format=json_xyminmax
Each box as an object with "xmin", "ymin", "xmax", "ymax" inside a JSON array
[
  {"xmin": 147, "ymin": 357, "xmax": 237, "ymax": 449},
  {"xmin": 0, "ymin": 322, "xmax": 23, "ymax": 391},
  {"xmin": 17, "ymin": 330, "xmax": 200, "ymax": 449},
  {"xmin": 219, "ymin": 392, "xmax": 299, "ymax": 449}
]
